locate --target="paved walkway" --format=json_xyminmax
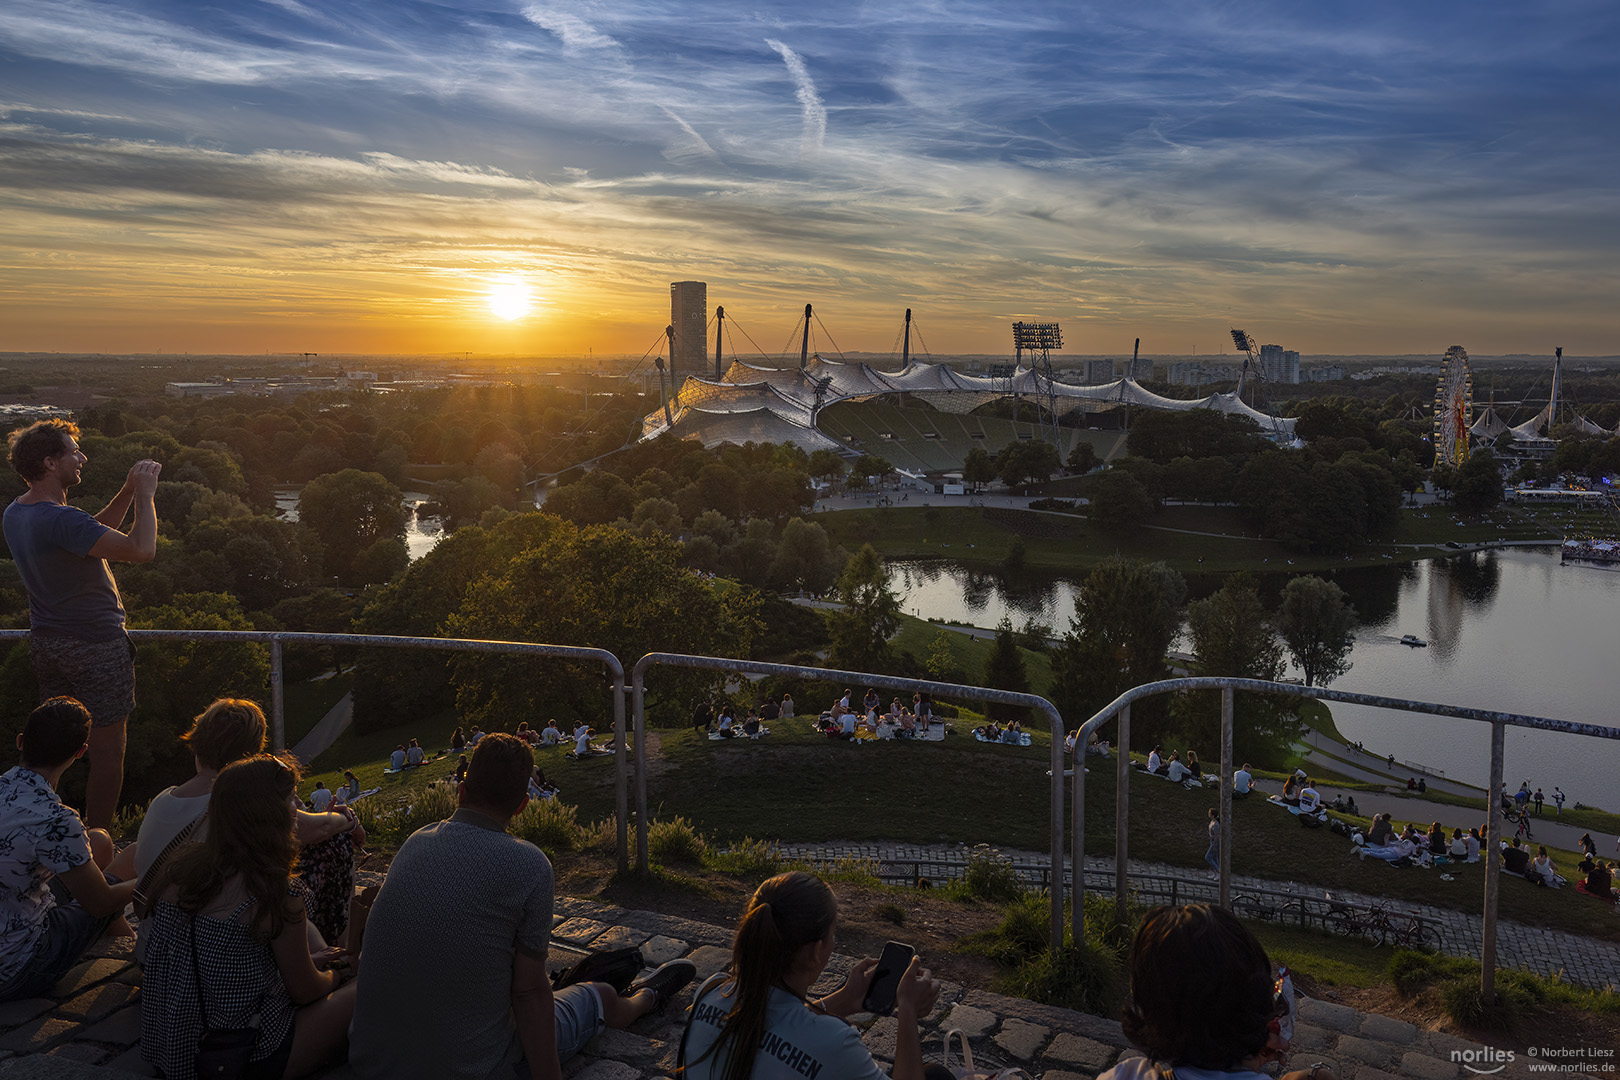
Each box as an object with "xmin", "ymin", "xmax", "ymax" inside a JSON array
[
  {"xmin": 774, "ymin": 842, "xmax": 1620, "ymax": 991},
  {"xmin": 0, "ymin": 891, "xmax": 1564, "ymax": 1080}
]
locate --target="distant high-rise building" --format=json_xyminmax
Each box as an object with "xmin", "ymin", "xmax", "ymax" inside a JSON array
[
  {"xmin": 1258, "ymin": 344, "xmax": 1301, "ymax": 385},
  {"xmin": 1121, "ymin": 357, "xmax": 1153, "ymax": 381},
  {"xmin": 670, "ymin": 281, "xmax": 707, "ymax": 371},
  {"xmin": 1082, "ymin": 359, "xmax": 1116, "ymax": 384}
]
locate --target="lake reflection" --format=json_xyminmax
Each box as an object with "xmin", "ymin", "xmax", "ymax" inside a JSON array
[{"xmin": 889, "ymin": 550, "xmax": 1620, "ymax": 807}]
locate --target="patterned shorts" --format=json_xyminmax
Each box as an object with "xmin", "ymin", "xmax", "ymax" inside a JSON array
[{"xmin": 29, "ymin": 630, "xmax": 137, "ymax": 728}]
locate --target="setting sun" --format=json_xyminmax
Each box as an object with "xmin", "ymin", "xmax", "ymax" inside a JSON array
[{"xmin": 487, "ymin": 277, "xmax": 533, "ymax": 321}]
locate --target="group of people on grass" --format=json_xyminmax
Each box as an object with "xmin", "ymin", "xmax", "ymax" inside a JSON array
[
  {"xmin": 1144, "ymin": 745, "xmax": 1207, "ymax": 787},
  {"xmin": 693, "ymin": 695, "xmax": 787, "ymax": 740},
  {"xmin": 815, "ymin": 688, "xmax": 940, "ymax": 741}
]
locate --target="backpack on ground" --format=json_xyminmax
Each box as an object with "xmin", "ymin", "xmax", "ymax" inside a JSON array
[{"xmin": 551, "ymin": 946, "xmax": 645, "ymax": 995}]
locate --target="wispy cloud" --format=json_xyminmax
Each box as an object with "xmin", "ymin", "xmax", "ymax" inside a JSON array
[{"xmin": 765, "ymin": 38, "xmax": 826, "ymax": 155}]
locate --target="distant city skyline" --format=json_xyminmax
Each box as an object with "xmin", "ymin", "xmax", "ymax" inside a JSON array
[{"xmin": 1, "ymin": 2, "xmax": 1616, "ymax": 358}]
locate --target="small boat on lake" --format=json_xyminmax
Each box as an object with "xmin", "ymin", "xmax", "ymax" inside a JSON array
[{"xmin": 1399, "ymin": 634, "xmax": 1428, "ymax": 648}]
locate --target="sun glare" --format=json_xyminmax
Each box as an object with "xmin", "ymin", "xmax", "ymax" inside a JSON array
[{"xmin": 487, "ymin": 277, "xmax": 533, "ymax": 321}]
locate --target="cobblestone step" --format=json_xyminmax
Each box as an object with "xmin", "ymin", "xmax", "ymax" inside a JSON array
[{"xmin": 0, "ymin": 893, "xmax": 1543, "ymax": 1080}]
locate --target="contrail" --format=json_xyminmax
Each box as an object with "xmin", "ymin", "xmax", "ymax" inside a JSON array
[{"xmin": 765, "ymin": 38, "xmax": 825, "ymax": 153}]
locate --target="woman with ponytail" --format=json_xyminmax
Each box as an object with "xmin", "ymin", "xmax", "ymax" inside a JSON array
[{"xmin": 682, "ymin": 871, "xmax": 947, "ymax": 1080}]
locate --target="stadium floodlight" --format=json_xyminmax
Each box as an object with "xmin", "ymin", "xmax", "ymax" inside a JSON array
[
  {"xmin": 1230, "ymin": 329, "xmax": 1254, "ymax": 354},
  {"xmin": 1012, "ymin": 322, "xmax": 1063, "ymax": 351}
]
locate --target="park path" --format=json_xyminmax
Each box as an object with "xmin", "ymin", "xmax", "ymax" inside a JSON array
[{"xmin": 289, "ymin": 691, "xmax": 353, "ymax": 764}]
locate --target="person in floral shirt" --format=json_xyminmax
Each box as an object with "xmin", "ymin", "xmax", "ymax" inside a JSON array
[{"xmin": 0, "ymin": 697, "xmax": 135, "ymax": 1001}]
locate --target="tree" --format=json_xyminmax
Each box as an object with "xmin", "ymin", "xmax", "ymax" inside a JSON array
[
  {"xmin": 827, "ymin": 544, "xmax": 902, "ymax": 672},
  {"xmin": 1452, "ymin": 449, "xmax": 1504, "ymax": 516},
  {"xmin": 299, "ymin": 469, "xmax": 407, "ymax": 584},
  {"xmin": 982, "ymin": 618, "xmax": 1030, "ymax": 721},
  {"xmin": 1276, "ymin": 575, "xmax": 1356, "ymax": 687},
  {"xmin": 1184, "ymin": 574, "xmax": 1293, "ymax": 763},
  {"xmin": 1051, "ymin": 557, "xmax": 1186, "ymax": 747},
  {"xmin": 924, "ymin": 629, "xmax": 963, "ymax": 684},
  {"xmin": 1085, "ymin": 469, "xmax": 1154, "ymax": 531},
  {"xmin": 1065, "ymin": 440, "xmax": 1098, "ymax": 474},
  {"xmin": 808, "ymin": 449, "xmax": 848, "ymax": 484},
  {"xmin": 996, "ymin": 440, "xmax": 1060, "ymax": 490},
  {"xmin": 963, "ymin": 447, "xmax": 998, "ymax": 491},
  {"xmin": 445, "ymin": 522, "xmax": 758, "ymax": 728},
  {"xmin": 770, "ymin": 518, "xmax": 842, "ymax": 594}
]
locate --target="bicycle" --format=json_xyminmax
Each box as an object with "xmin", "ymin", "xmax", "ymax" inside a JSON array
[
  {"xmin": 1504, "ymin": 805, "xmax": 1534, "ymax": 841},
  {"xmin": 1325, "ymin": 898, "xmax": 1436, "ymax": 950}
]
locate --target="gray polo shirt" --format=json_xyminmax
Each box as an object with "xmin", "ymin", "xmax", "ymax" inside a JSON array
[
  {"xmin": 350, "ymin": 808, "xmax": 555, "ymax": 1080},
  {"xmin": 3, "ymin": 500, "xmax": 123, "ymax": 641}
]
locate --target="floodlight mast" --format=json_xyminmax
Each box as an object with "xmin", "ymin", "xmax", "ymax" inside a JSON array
[
  {"xmin": 800, "ymin": 303, "xmax": 812, "ymax": 371},
  {"xmin": 1230, "ymin": 329, "xmax": 1259, "ymax": 401},
  {"xmin": 715, "ymin": 306, "xmax": 725, "ymax": 379},
  {"xmin": 656, "ymin": 329, "xmax": 674, "ymax": 428},
  {"xmin": 1012, "ymin": 321, "xmax": 1064, "ymax": 450}
]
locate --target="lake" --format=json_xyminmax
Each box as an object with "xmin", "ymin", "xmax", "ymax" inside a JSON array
[{"xmin": 888, "ymin": 550, "xmax": 1620, "ymax": 808}]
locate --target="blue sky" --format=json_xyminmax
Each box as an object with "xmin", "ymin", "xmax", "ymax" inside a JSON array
[{"xmin": 1, "ymin": 1, "xmax": 1616, "ymax": 357}]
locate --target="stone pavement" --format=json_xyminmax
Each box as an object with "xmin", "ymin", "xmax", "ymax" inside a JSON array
[
  {"xmin": 775, "ymin": 843, "xmax": 1620, "ymax": 991},
  {"xmin": 0, "ymin": 893, "xmax": 1561, "ymax": 1080}
]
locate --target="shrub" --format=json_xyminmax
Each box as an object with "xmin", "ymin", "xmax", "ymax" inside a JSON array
[
  {"xmin": 707, "ymin": 837, "xmax": 783, "ymax": 879},
  {"xmin": 356, "ymin": 782, "xmax": 457, "ymax": 844},
  {"xmin": 648, "ymin": 815, "xmax": 708, "ymax": 865},
  {"xmin": 999, "ymin": 937, "xmax": 1122, "ymax": 1016},
  {"xmin": 112, "ymin": 803, "xmax": 146, "ymax": 845},
  {"xmin": 875, "ymin": 903, "xmax": 906, "ymax": 926},
  {"xmin": 954, "ymin": 844, "xmax": 1024, "ymax": 904},
  {"xmin": 509, "ymin": 797, "xmax": 585, "ymax": 853}
]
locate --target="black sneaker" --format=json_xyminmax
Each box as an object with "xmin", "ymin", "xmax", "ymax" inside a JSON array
[{"xmin": 629, "ymin": 958, "xmax": 698, "ymax": 1010}]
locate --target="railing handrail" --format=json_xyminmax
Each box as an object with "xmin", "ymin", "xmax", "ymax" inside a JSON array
[{"xmin": 629, "ymin": 651, "xmax": 1077, "ymax": 954}]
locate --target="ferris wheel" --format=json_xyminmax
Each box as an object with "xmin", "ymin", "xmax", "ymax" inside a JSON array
[{"xmin": 1432, "ymin": 345, "xmax": 1473, "ymax": 466}]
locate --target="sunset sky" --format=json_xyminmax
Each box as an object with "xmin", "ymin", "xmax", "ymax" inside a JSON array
[{"xmin": 2, "ymin": 1, "xmax": 1616, "ymax": 360}]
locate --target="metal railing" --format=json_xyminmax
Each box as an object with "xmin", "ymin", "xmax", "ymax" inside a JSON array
[
  {"xmin": 1073, "ymin": 676, "xmax": 1620, "ymax": 1004},
  {"xmin": 0, "ymin": 629, "xmax": 634, "ymax": 873},
  {"xmin": 630, "ymin": 653, "xmax": 1076, "ymax": 955}
]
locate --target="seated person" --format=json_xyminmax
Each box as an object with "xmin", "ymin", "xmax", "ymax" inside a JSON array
[
  {"xmin": 1232, "ymin": 763, "xmax": 1253, "ymax": 798},
  {"xmin": 309, "ymin": 780, "xmax": 333, "ymax": 812},
  {"xmin": 449, "ymin": 726, "xmax": 466, "ymax": 752},
  {"xmin": 452, "ymin": 754, "xmax": 470, "ymax": 783},
  {"xmin": 1088, "ymin": 736, "xmax": 1111, "ymax": 758},
  {"xmin": 757, "ymin": 699, "xmax": 779, "ymax": 722},
  {"xmin": 839, "ymin": 711, "xmax": 858, "ymax": 740},
  {"xmin": 1579, "ymin": 854, "xmax": 1597, "ymax": 877},
  {"xmin": 1329, "ymin": 795, "xmax": 1345, "ymax": 812},
  {"xmin": 389, "ymin": 744, "xmax": 407, "ymax": 770},
  {"xmin": 338, "ymin": 770, "xmax": 362, "ymax": 803},
  {"xmin": 1500, "ymin": 837, "xmax": 1531, "ymax": 875},
  {"xmin": 515, "ymin": 722, "xmax": 534, "ymax": 745},
  {"xmin": 528, "ymin": 767, "xmax": 557, "ymax": 801},
  {"xmin": 1099, "ymin": 904, "xmax": 1336, "ymax": 1080},
  {"xmin": 1344, "ymin": 796, "xmax": 1358, "ymax": 816},
  {"xmin": 691, "ymin": 701, "xmax": 713, "ymax": 736},
  {"xmin": 1529, "ymin": 846, "xmax": 1559, "ymax": 888},
  {"xmin": 1064, "ymin": 730, "xmax": 1079, "ymax": 754},
  {"xmin": 742, "ymin": 712, "xmax": 762, "ymax": 738},
  {"xmin": 1296, "ymin": 780, "xmax": 1321, "ymax": 814},
  {"xmin": 716, "ymin": 710, "xmax": 736, "ymax": 738},
  {"xmin": 1448, "ymin": 829, "xmax": 1468, "ymax": 860},
  {"xmin": 1280, "ymin": 770, "xmax": 1303, "ymax": 806},
  {"xmin": 574, "ymin": 726, "xmax": 598, "ymax": 755},
  {"xmin": 1578, "ymin": 861, "xmax": 1614, "ymax": 901},
  {"xmin": 1465, "ymin": 828, "xmax": 1481, "ymax": 863},
  {"xmin": 779, "ymin": 693, "xmax": 794, "ymax": 719},
  {"xmin": 405, "ymin": 738, "xmax": 427, "ymax": 766},
  {"xmin": 1407, "ymin": 777, "xmax": 1417, "ymax": 791},
  {"xmin": 468, "ymin": 725, "xmax": 485, "ymax": 746},
  {"xmin": 1165, "ymin": 753, "xmax": 1191, "ymax": 784},
  {"xmin": 999, "ymin": 724, "xmax": 1020, "ymax": 745},
  {"xmin": 898, "ymin": 709, "xmax": 916, "ymax": 734},
  {"xmin": 350, "ymin": 735, "xmax": 697, "ymax": 1080},
  {"xmin": 1184, "ymin": 750, "xmax": 1202, "ymax": 778},
  {"xmin": 1146, "ymin": 746, "xmax": 1164, "ymax": 775},
  {"xmin": 1426, "ymin": 823, "xmax": 1447, "ymax": 856},
  {"xmin": 0, "ymin": 698, "xmax": 136, "ymax": 1004},
  {"xmin": 540, "ymin": 720, "xmax": 563, "ymax": 746},
  {"xmin": 1366, "ymin": 814, "xmax": 1394, "ymax": 846}
]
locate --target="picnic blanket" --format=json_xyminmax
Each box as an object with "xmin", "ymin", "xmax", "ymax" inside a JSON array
[
  {"xmin": 709, "ymin": 727, "xmax": 770, "ymax": 740},
  {"xmin": 1267, "ymin": 793, "xmax": 1327, "ymax": 822},
  {"xmin": 975, "ymin": 731, "xmax": 1032, "ymax": 746}
]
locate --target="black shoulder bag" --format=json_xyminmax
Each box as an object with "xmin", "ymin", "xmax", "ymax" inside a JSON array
[{"xmin": 191, "ymin": 913, "xmax": 262, "ymax": 1079}]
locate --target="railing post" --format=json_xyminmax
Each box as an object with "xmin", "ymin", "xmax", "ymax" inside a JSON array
[
  {"xmin": 1220, "ymin": 686, "xmax": 1234, "ymax": 909},
  {"xmin": 1482, "ymin": 719, "xmax": 1505, "ymax": 1004},
  {"xmin": 632, "ymin": 665, "xmax": 650, "ymax": 878},
  {"xmin": 1071, "ymin": 733, "xmax": 1085, "ymax": 948},
  {"xmin": 1048, "ymin": 703, "xmax": 1064, "ymax": 958},
  {"xmin": 1114, "ymin": 704, "xmax": 1131, "ymax": 932},
  {"xmin": 612, "ymin": 674, "xmax": 628, "ymax": 875},
  {"xmin": 269, "ymin": 635, "xmax": 285, "ymax": 753}
]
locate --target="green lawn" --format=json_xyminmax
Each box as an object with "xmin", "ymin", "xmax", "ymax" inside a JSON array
[
  {"xmin": 889, "ymin": 613, "xmax": 1055, "ymax": 692},
  {"xmin": 281, "ymin": 674, "xmax": 354, "ymax": 747}
]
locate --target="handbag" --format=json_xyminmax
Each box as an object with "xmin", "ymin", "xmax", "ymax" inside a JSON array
[
  {"xmin": 940, "ymin": 1028, "xmax": 1032, "ymax": 1080},
  {"xmin": 190, "ymin": 913, "xmax": 262, "ymax": 1079}
]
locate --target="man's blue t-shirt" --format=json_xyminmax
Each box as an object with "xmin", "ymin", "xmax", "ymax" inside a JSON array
[{"xmin": 2, "ymin": 500, "xmax": 124, "ymax": 641}]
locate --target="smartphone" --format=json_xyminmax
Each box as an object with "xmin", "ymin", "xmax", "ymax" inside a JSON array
[{"xmin": 862, "ymin": 940, "xmax": 915, "ymax": 1015}]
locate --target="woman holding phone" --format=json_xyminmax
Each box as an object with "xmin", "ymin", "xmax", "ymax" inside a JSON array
[{"xmin": 681, "ymin": 871, "xmax": 948, "ymax": 1080}]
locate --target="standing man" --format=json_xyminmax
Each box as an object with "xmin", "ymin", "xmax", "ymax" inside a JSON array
[
  {"xmin": 1534, "ymin": 787, "xmax": 1545, "ymax": 815},
  {"xmin": 350, "ymin": 735, "xmax": 694, "ymax": 1079},
  {"xmin": 4, "ymin": 420, "xmax": 160, "ymax": 830},
  {"xmin": 1554, "ymin": 787, "xmax": 1566, "ymax": 816}
]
